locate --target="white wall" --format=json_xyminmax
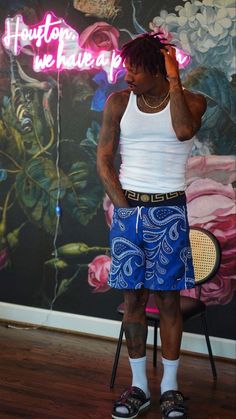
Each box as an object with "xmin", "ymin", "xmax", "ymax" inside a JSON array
[{"xmin": 0, "ymin": 302, "xmax": 235, "ymax": 360}]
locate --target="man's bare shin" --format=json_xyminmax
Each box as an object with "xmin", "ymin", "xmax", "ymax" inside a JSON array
[
  {"xmin": 123, "ymin": 289, "xmax": 149, "ymax": 358},
  {"xmin": 159, "ymin": 311, "xmax": 183, "ymax": 360},
  {"xmin": 155, "ymin": 291, "xmax": 183, "ymax": 360},
  {"xmin": 123, "ymin": 321, "xmax": 148, "ymax": 358}
]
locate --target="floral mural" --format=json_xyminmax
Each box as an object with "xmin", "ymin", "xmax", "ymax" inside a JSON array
[{"xmin": 0, "ymin": 0, "xmax": 235, "ymax": 338}]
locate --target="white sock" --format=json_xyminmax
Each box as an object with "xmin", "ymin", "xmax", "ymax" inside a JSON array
[
  {"xmin": 161, "ymin": 356, "xmax": 179, "ymax": 394},
  {"xmin": 161, "ymin": 357, "xmax": 182, "ymax": 417},
  {"xmin": 115, "ymin": 356, "xmax": 150, "ymax": 415},
  {"xmin": 129, "ymin": 356, "xmax": 150, "ymax": 398}
]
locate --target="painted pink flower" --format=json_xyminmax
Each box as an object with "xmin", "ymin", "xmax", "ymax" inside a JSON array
[
  {"xmin": 103, "ymin": 194, "xmax": 114, "ymax": 227},
  {"xmin": 88, "ymin": 255, "xmax": 111, "ymax": 293},
  {"xmin": 80, "ymin": 22, "xmax": 119, "ymax": 52},
  {"xmin": 181, "ymin": 156, "xmax": 236, "ymax": 305},
  {"xmin": 149, "ymin": 25, "xmax": 173, "ymax": 43},
  {"xmin": 187, "ymin": 178, "xmax": 235, "ymax": 225},
  {"xmin": 186, "ymin": 155, "xmax": 236, "ymax": 186}
]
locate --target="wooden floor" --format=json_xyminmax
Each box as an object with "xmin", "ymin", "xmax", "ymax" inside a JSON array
[{"xmin": 0, "ymin": 323, "xmax": 235, "ymax": 419}]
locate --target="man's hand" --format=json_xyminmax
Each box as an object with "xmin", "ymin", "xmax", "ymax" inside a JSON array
[{"xmin": 161, "ymin": 46, "xmax": 180, "ymax": 79}]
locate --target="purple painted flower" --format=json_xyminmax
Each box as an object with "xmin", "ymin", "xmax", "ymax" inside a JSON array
[{"xmin": 0, "ymin": 247, "xmax": 9, "ymax": 270}]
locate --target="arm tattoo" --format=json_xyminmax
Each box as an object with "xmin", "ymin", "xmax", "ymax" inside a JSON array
[
  {"xmin": 169, "ymin": 78, "xmax": 198, "ymax": 140},
  {"xmin": 101, "ymin": 157, "xmax": 128, "ymax": 207},
  {"xmin": 97, "ymin": 101, "xmax": 129, "ymax": 207}
]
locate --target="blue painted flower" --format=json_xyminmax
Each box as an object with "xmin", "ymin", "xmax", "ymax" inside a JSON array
[
  {"xmin": 0, "ymin": 162, "xmax": 7, "ymax": 182},
  {"xmin": 91, "ymin": 70, "xmax": 127, "ymax": 112},
  {"xmin": 0, "ymin": 169, "xmax": 7, "ymax": 182}
]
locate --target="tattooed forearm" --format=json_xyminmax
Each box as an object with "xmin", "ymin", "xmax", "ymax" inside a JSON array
[
  {"xmin": 123, "ymin": 322, "xmax": 148, "ymax": 358},
  {"xmin": 169, "ymin": 77, "xmax": 199, "ymax": 141},
  {"xmin": 97, "ymin": 155, "xmax": 129, "ymax": 207},
  {"xmin": 97, "ymin": 99, "xmax": 130, "ymax": 207}
]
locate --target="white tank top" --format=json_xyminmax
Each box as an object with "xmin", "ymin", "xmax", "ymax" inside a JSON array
[{"xmin": 119, "ymin": 91, "xmax": 194, "ymax": 193}]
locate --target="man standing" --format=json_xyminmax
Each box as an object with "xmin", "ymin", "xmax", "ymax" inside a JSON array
[{"xmin": 97, "ymin": 33, "xmax": 206, "ymax": 419}]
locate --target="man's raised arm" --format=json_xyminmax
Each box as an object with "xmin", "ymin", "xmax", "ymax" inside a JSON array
[{"xmin": 161, "ymin": 46, "xmax": 207, "ymax": 141}]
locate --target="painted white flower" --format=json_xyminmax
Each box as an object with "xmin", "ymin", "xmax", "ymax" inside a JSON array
[
  {"xmin": 201, "ymin": 0, "xmax": 235, "ymax": 8},
  {"xmin": 177, "ymin": 1, "xmax": 199, "ymax": 20},
  {"xmin": 196, "ymin": 7, "xmax": 231, "ymax": 37},
  {"xmin": 150, "ymin": 0, "xmax": 235, "ymax": 78}
]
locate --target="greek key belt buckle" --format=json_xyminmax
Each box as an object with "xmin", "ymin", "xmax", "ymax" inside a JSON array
[{"xmin": 140, "ymin": 194, "xmax": 150, "ymax": 202}]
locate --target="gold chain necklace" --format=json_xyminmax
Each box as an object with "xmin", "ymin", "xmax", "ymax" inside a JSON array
[{"xmin": 141, "ymin": 91, "xmax": 170, "ymax": 109}]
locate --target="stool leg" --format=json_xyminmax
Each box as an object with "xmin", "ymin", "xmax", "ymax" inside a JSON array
[
  {"xmin": 153, "ymin": 320, "xmax": 158, "ymax": 367},
  {"xmin": 110, "ymin": 322, "xmax": 124, "ymax": 388},
  {"xmin": 201, "ymin": 313, "xmax": 217, "ymax": 380}
]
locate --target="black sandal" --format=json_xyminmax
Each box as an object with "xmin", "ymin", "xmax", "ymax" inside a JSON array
[
  {"xmin": 160, "ymin": 390, "xmax": 188, "ymax": 418},
  {"xmin": 112, "ymin": 386, "xmax": 151, "ymax": 419}
]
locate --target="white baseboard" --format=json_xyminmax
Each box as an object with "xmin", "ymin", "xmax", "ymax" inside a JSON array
[{"xmin": 0, "ymin": 302, "xmax": 235, "ymax": 360}]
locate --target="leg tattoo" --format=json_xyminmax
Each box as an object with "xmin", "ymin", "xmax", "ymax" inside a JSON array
[{"xmin": 123, "ymin": 322, "xmax": 148, "ymax": 358}]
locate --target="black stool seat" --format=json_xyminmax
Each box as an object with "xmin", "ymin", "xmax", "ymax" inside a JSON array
[{"xmin": 118, "ymin": 295, "xmax": 206, "ymax": 323}]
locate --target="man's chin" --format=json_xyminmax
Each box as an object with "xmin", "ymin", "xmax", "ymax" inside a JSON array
[{"xmin": 128, "ymin": 86, "xmax": 138, "ymax": 94}]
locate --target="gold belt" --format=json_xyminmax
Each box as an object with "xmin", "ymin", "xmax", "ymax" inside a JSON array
[{"xmin": 124, "ymin": 189, "xmax": 185, "ymax": 203}]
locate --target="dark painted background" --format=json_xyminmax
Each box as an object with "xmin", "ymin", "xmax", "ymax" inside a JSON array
[{"xmin": 0, "ymin": 0, "xmax": 235, "ymax": 340}]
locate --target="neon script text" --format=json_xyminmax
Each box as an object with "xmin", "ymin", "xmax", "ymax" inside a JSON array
[
  {"xmin": 2, "ymin": 12, "xmax": 190, "ymax": 83},
  {"xmin": 2, "ymin": 12, "xmax": 122, "ymax": 82}
]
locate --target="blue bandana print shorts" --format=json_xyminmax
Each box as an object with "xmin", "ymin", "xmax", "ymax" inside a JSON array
[{"xmin": 108, "ymin": 205, "xmax": 195, "ymax": 291}]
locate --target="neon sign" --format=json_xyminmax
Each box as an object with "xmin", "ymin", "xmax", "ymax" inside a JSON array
[
  {"xmin": 2, "ymin": 12, "xmax": 122, "ymax": 83},
  {"xmin": 2, "ymin": 12, "xmax": 190, "ymax": 84},
  {"xmin": 174, "ymin": 48, "xmax": 191, "ymax": 69}
]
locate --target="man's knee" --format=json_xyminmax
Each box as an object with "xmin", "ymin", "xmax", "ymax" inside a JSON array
[
  {"xmin": 154, "ymin": 291, "xmax": 181, "ymax": 317},
  {"xmin": 124, "ymin": 289, "xmax": 149, "ymax": 316}
]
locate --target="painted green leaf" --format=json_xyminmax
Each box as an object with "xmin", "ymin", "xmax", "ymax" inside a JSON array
[
  {"xmin": 68, "ymin": 161, "xmax": 89, "ymax": 189},
  {"xmin": 22, "ymin": 91, "xmax": 48, "ymax": 156},
  {"xmin": 64, "ymin": 181, "xmax": 103, "ymax": 225},
  {"xmin": 2, "ymin": 92, "xmax": 47, "ymax": 158},
  {"xmin": 16, "ymin": 157, "xmax": 70, "ymax": 234},
  {"xmin": 80, "ymin": 120, "xmax": 101, "ymax": 164},
  {"xmin": 61, "ymin": 150, "xmax": 103, "ymax": 225},
  {"xmin": 70, "ymin": 72, "xmax": 94, "ymax": 106},
  {"xmin": 183, "ymin": 67, "xmax": 236, "ymax": 155},
  {"xmin": 60, "ymin": 122, "xmax": 103, "ymax": 225},
  {"xmin": 1, "ymin": 97, "xmax": 25, "ymax": 160},
  {"xmin": 55, "ymin": 278, "xmax": 73, "ymax": 299}
]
